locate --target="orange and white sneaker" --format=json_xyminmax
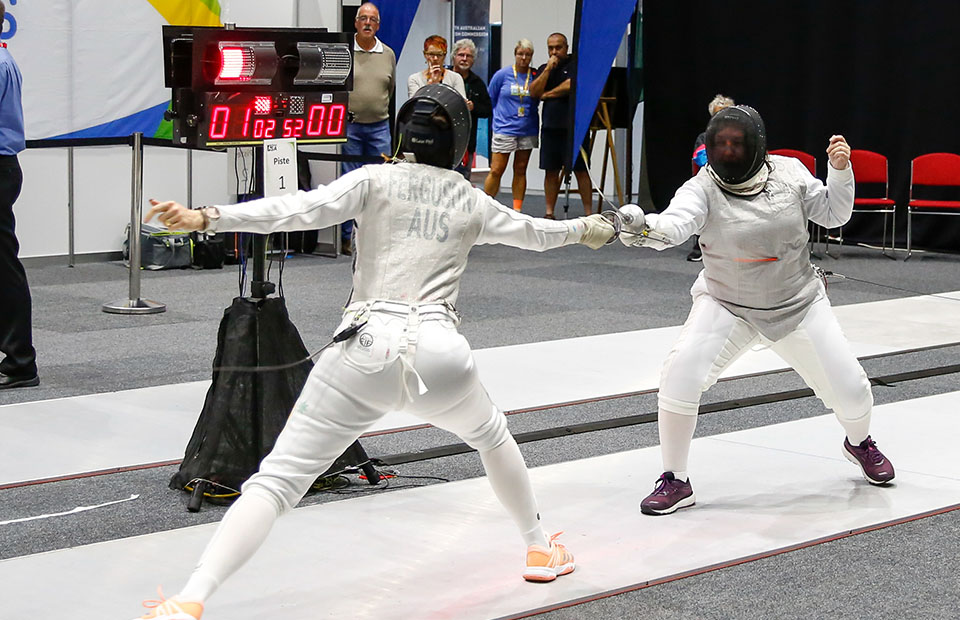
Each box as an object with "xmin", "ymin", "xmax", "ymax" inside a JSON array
[
  {"xmin": 132, "ymin": 589, "xmax": 203, "ymax": 620},
  {"xmin": 523, "ymin": 531, "xmax": 575, "ymax": 582}
]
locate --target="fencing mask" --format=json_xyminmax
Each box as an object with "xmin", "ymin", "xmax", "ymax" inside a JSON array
[
  {"xmin": 395, "ymin": 83, "xmax": 471, "ymax": 169},
  {"xmin": 705, "ymin": 105, "xmax": 767, "ymax": 187}
]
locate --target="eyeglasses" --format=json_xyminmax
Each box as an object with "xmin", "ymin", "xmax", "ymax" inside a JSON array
[
  {"xmin": 425, "ymin": 52, "xmax": 445, "ymax": 58},
  {"xmin": 356, "ymin": 15, "xmax": 380, "ymax": 24}
]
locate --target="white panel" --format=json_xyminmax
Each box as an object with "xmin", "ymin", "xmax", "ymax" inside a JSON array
[
  {"xmin": 71, "ymin": 147, "xmax": 132, "ymax": 255},
  {"xmin": 297, "ymin": 0, "xmax": 341, "ymax": 29},
  {"xmin": 191, "ymin": 151, "xmax": 232, "ymax": 209},
  {"xmin": 220, "ymin": 0, "xmax": 296, "ymax": 27},
  {"xmin": 16, "ymin": 150, "xmax": 70, "ymax": 258}
]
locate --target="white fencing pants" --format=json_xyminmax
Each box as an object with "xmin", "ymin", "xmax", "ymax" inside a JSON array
[
  {"xmin": 179, "ymin": 307, "xmax": 546, "ymax": 603},
  {"xmin": 657, "ymin": 290, "xmax": 873, "ymax": 475}
]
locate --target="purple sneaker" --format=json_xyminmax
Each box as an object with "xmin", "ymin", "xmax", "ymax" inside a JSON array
[
  {"xmin": 640, "ymin": 472, "xmax": 696, "ymax": 515},
  {"xmin": 843, "ymin": 436, "xmax": 895, "ymax": 485}
]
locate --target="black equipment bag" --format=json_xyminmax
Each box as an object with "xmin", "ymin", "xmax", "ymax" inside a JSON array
[{"xmin": 170, "ymin": 297, "xmax": 377, "ymax": 509}]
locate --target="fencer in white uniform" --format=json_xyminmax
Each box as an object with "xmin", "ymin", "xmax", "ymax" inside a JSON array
[
  {"xmin": 135, "ymin": 85, "xmax": 615, "ymax": 620},
  {"xmin": 618, "ymin": 105, "xmax": 895, "ymax": 516}
]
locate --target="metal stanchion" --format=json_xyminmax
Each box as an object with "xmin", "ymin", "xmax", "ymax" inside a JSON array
[
  {"xmin": 102, "ymin": 132, "xmax": 166, "ymax": 314},
  {"xmin": 67, "ymin": 147, "xmax": 75, "ymax": 267}
]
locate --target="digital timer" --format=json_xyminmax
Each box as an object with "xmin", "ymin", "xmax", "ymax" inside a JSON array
[{"xmin": 198, "ymin": 91, "xmax": 350, "ymax": 147}]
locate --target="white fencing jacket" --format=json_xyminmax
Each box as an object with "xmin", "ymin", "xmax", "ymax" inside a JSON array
[
  {"xmin": 209, "ymin": 162, "xmax": 584, "ymax": 307},
  {"xmin": 645, "ymin": 155, "xmax": 855, "ymax": 340}
]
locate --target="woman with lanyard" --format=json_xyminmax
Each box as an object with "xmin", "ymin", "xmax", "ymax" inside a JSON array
[{"xmin": 484, "ymin": 39, "xmax": 540, "ymax": 211}]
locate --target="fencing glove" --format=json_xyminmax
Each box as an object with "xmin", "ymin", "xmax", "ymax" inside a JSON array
[{"xmin": 573, "ymin": 213, "xmax": 616, "ymax": 249}]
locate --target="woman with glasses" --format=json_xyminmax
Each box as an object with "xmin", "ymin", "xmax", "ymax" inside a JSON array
[
  {"xmin": 484, "ymin": 39, "xmax": 540, "ymax": 212},
  {"xmin": 407, "ymin": 35, "xmax": 467, "ymax": 99}
]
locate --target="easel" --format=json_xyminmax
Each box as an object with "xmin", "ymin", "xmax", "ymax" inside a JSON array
[{"xmin": 588, "ymin": 96, "xmax": 624, "ymax": 206}]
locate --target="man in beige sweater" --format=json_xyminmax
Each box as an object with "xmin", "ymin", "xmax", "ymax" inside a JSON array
[{"xmin": 341, "ymin": 2, "xmax": 396, "ymax": 253}]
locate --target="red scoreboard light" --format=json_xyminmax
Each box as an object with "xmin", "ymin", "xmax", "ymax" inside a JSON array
[{"xmin": 162, "ymin": 25, "xmax": 353, "ymax": 148}]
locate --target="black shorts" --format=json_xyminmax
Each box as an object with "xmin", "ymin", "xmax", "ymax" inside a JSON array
[{"xmin": 539, "ymin": 127, "xmax": 588, "ymax": 171}]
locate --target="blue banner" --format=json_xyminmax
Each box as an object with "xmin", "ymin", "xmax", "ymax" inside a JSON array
[
  {"xmin": 376, "ymin": 0, "xmax": 421, "ymax": 58},
  {"xmin": 571, "ymin": 0, "xmax": 636, "ymax": 167}
]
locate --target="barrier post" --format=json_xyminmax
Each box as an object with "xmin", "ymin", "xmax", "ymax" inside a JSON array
[{"xmin": 102, "ymin": 132, "xmax": 167, "ymax": 314}]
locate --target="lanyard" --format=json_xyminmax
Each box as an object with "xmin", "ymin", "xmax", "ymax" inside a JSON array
[{"xmin": 512, "ymin": 65, "xmax": 530, "ymax": 102}]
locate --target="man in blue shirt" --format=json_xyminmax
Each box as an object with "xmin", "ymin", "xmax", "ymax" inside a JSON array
[{"xmin": 0, "ymin": 1, "xmax": 38, "ymax": 390}]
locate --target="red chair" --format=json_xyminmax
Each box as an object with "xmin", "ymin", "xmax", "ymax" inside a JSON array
[
  {"xmin": 769, "ymin": 149, "xmax": 825, "ymax": 255},
  {"xmin": 907, "ymin": 152, "xmax": 960, "ymax": 259},
  {"xmin": 841, "ymin": 149, "xmax": 897, "ymax": 257}
]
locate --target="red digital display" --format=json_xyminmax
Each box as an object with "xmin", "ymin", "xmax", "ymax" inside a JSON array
[{"xmin": 199, "ymin": 92, "xmax": 349, "ymax": 146}]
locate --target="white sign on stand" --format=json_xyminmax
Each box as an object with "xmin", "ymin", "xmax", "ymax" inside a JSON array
[{"xmin": 263, "ymin": 138, "xmax": 298, "ymax": 198}]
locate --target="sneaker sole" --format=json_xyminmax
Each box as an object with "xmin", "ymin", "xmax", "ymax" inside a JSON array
[
  {"xmin": 523, "ymin": 562, "xmax": 575, "ymax": 583},
  {"xmin": 843, "ymin": 447, "xmax": 894, "ymax": 486},
  {"xmin": 640, "ymin": 493, "xmax": 696, "ymax": 516}
]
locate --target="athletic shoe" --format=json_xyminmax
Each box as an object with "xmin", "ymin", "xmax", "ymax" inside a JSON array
[
  {"xmin": 640, "ymin": 472, "xmax": 696, "ymax": 515},
  {"xmin": 686, "ymin": 246, "xmax": 702, "ymax": 262},
  {"xmin": 843, "ymin": 436, "xmax": 895, "ymax": 485},
  {"xmin": 133, "ymin": 591, "xmax": 203, "ymax": 620},
  {"xmin": 523, "ymin": 531, "xmax": 575, "ymax": 582}
]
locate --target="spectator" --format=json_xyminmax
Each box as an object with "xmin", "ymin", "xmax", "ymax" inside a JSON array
[
  {"xmin": 451, "ymin": 38, "xmax": 493, "ymax": 181},
  {"xmin": 407, "ymin": 35, "xmax": 466, "ymax": 99},
  {"xmin": 0, "ymin": 0, "xmax": 38, "ymax": 391},
  {"xmin": 342, "ymin": 2, "xmax": 396, "ymax": 255},
  {"xmin": 687, "ymin": 93, "xmax": 734, "ymax": 261},
  {"xmin": 484, "ymin": 39, "xmax": 539, "ymax": 212},
  {"xmin": 529, "ymin": 33, "xmax": 592, "ymax": 219}
]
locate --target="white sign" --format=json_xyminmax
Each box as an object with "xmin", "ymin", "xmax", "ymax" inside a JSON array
[{"xmin": 262, "ymin": 138, "xmax": 298, "ymax": 198}]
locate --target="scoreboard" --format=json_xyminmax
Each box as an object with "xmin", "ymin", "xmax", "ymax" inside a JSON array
[{"xmin": 162, "ymin": 26, "xmax": 353, "ymax": 148}]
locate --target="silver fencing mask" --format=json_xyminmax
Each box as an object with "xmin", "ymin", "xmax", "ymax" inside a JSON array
[
  {"xmin": 395, "ymin": 83, "xmax": 471, "ymax": 169},
  {"xmin": 705, "ymin": 105, "xmax": 767, "ymax": 185}
]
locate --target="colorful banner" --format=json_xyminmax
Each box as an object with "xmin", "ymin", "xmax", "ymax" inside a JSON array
[
  {"xmin": 8, "ymin": 0, "xmax": 221, "ymax": 140},
  {"xmin": 453, "ymin": 0, "xmax": 490, "ymax": 158}
]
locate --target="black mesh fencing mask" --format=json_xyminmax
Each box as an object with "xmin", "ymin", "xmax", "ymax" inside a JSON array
[
  {"xmin": 705, "ymin": 105, "xmax": 767, "ymax": 185},
  {"xmin": 395, "ymin": 84, "xmax": 471, "ymax": 169}
]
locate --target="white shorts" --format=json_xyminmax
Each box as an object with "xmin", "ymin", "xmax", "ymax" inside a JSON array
[{"xmin": 492, "ymin": 133, "xmax": 538, "ymax": 153}]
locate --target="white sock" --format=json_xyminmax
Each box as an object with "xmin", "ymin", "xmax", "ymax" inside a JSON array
[
  {"xmin": 839, "ymin": 411, "xmax": 871, "ymax": 446},
  {"xmin": 479, "ymin": 436, "xmax": 549, "ymax": 549},
  {"xmin": 659, "ymin": 409, "xmax": 698, "ymax": 476},
  {"xmin": 671, "ymin": 471, "xmax": 689, "ymax": 483},
  {"xmin": 178, "ymin": 491, "xmax": 280, "ymax": 602}
]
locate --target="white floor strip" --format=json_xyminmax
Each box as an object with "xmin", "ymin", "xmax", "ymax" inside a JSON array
[
  {"xmin": 1, "ymin": 392, "xmax": 957, "ymax": 619},
  {"xmin": 1, "ymin": 291, "xmax": 958, "ymax": 487}
]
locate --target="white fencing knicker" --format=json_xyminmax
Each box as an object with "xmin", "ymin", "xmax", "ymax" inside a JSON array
[{"xmin": 240, "ymin": 299, "xmax": 514, "ymax": 515}]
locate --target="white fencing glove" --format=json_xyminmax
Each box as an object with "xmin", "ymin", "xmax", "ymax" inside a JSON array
[
  {"xmin": 575, "ymin": 213, "xmax": 616, "ymax": 249},
  {"xmin": 617, "ymin": 204, "xmax": 646, "ymax": 234},
  {"xmin": 619, "ymin": 212, "xmax": 674, "ymax": 250}
]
